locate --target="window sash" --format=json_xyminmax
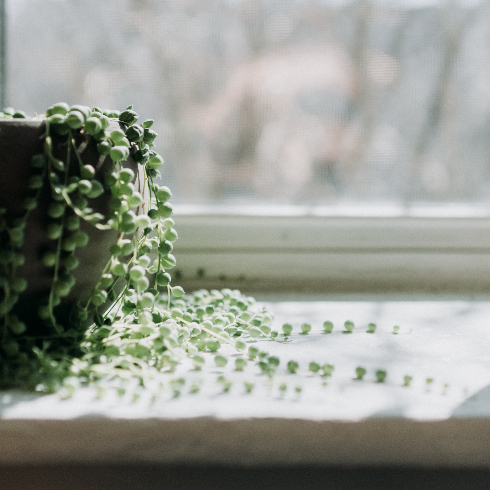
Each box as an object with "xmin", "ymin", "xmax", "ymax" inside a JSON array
[{"xmin": 172, "ymin": 210, "xmax": 490, "ymax": 293}]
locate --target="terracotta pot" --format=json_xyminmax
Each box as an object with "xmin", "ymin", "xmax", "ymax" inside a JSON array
[{"xmin": 0, "ymin": 119, "xmax": 127, "ymax": 335}]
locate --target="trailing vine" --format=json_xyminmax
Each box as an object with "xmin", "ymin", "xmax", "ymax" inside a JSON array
[{"xmin": 0, "ymin": 104, "xmax": 431, "ymax": 401}]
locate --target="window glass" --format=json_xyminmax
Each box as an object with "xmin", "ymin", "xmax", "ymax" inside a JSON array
[{"xmin": 6, "ymin": 0, "xmax": 490, "ymax": 207}]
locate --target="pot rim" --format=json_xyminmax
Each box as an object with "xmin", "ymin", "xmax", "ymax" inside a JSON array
[{"xmin": 0, "ymin": 118, "xmax": 44, "ymax": 125}]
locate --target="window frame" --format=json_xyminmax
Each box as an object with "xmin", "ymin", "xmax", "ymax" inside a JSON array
[{"xmin": 172, "ymin": 207, "xmax": 490, "ymax": 294}]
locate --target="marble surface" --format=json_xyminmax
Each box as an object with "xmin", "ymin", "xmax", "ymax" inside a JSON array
[{"xmin": 2, "ymin": 297, "xmax": 490, "ymax": 466}]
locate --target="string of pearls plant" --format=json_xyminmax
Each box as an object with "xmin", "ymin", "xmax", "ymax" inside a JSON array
[{"xmin": 0, "ymin": 104, "xmax": 432, "ymax": 401}]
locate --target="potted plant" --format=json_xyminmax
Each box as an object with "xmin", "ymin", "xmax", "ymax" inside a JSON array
[
  {"xmin": 0, "ymin": 103, "xmax": 403, "ymax": 400},
  {"xmin": 0, "ymin": 103, "xmax": 280, "ymax": 396},
  {"xmin": 0, "ymin": 110, "xmax": 128, "ymax": 337}
]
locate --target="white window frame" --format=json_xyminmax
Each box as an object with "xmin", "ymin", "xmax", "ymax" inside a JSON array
[{"xmin": 173, "ymin": 205, "xmax": 490, "ymax": 294}]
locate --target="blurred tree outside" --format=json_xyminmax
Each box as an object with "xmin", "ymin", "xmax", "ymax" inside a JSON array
[{"xmin": 6, "ymin": 0, "xmax": 490, "ymax": 207}]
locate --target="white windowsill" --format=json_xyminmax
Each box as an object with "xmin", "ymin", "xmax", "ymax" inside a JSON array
[
  {"xmin": 3, "ymin": 206, "xmax": 490, "ymax": 468},
  {"xmin": 2, "ymin": 297, "xmax": 490, "ymax": 467}
]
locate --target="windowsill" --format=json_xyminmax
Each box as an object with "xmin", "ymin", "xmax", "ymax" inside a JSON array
[{"xmin": 2, "ymin": 295, "xmax": 490, "ymax": 468}]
